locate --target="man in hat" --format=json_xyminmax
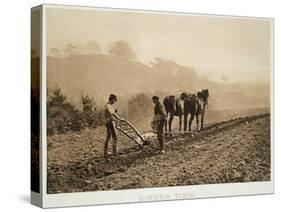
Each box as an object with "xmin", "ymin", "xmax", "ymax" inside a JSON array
[
  {"xmin": 152, "ymin": 96, "xmax": 166, "ymax": 154},
  {"xmin": 104, "ymin": 94, "xmax": 124, "ymax": 161}
]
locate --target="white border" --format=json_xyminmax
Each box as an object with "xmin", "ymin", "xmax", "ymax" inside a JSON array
[
  {"xmin": 39, "ymin": 4, "xmax": 274, "ymax": 208},
  {"xmin": 44, "ymin": 182, "xmax": 273, "ymax": 208}
]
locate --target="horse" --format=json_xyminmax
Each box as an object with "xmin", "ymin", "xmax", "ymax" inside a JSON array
[
  {"xmin": 163, "ymin": 95, "xmax": 185, "ymax": 133},
  {"xmin": 182, "ymin": 89, "xmax": 209, "ymax": 131}
]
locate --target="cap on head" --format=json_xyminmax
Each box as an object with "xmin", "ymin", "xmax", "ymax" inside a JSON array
[
  {"xmin": 109, "ymin": 94, "xmax": 117, "ymax": 101},
  {"xmin": 152, "ymin": 96, "xmax": 159, "ymax": 101}
]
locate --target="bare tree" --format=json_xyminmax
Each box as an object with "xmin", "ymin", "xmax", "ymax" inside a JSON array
[
  {"xmin": 64, "ymin": 43, "xmax": 80, "ymax": 57},
  {"xmin": 107, "ymin": 40, "xmax": 136, "ymax": 60}
]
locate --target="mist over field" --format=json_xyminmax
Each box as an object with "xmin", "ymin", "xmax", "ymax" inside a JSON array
[
  {"xmin": 46, "ymin": 54, "xmax": 270, "ymax": 110},
  {"xmin": 41, "ymin": 53, "xmax": 270, "ymax": 131}
]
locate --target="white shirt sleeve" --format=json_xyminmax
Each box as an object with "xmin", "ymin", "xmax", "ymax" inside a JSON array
[{"xmin": 106, "ymin": 104, "xmax": 115, "ymax": 115}]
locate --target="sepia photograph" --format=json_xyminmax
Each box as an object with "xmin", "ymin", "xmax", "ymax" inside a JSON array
[{"xmin": 37, "ymin": 6, "xmax": 272, "ymax": 195}]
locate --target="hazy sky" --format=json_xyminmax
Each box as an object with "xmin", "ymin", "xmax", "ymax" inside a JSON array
[{"xmin": 46, "ymin": 7, "xmax": 272, "ymax": 83}]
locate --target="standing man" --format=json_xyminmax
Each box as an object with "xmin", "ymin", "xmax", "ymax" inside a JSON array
[
  {"xmin": 104, "ymin": 94, "xmax": 124, "ymax": 161},
  {"xmin": 152, "ymin": 96, "xmax": 166, "ymax": 154}
]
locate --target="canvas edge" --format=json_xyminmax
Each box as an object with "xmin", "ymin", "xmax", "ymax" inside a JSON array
[
  {"xmin": 41, "ymin": 3, "xmax": 274, "ymax": 21},
  {"xmin": 36, "ymin": 4, "xmax": 274, "ymax": 208},
  {"xmin": 30, "ymin": 5, "xmax": 43, "ymax": 208}
]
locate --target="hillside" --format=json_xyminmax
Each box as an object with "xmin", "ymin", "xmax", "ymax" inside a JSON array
[
  {"xmin": 45, "ymin": 55, "xmax": 269, "ymax": 110},
  {"xmin": 47, "ymin": 55, "xmax": 198, "ymax": 99}
]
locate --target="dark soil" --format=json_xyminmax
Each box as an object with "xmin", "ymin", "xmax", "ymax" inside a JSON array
[{"xmin": 47, "ymin": 113, "xmax": 271, "ymax": 194}]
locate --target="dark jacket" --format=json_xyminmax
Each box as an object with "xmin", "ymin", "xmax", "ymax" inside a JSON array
[{"xmin": 154, "ymin": 102, "xmax": 166, "ymax": 122}]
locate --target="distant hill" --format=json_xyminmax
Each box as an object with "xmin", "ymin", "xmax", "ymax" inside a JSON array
[
  {"xmin": 47, "ymin": 55, "xmax": 199, "ymax": 100},
  {"xmin": 44, "ymin": 55, "xmax": 269, "ymax": 110}
]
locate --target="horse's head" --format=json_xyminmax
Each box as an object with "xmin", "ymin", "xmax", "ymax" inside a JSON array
[
  {"xmin": 201, "ymin": 89, "xmax": 209, "ymax": 105},
  {"xmin": 180, "ymin": 92, "xmax": 187, "ymax": 100},
  {"xmin": 197, "ymin": 91, "xmax": 202, "ymax": 98}
]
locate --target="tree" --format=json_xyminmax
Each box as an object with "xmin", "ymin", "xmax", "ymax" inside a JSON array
[
  {"xmin": 85, "ymin": 41, "xmax": 101, "ymax": 55},
  {"xmin": 64, "ymin": 43, "xmax": 80, "ymax": 57},
  {"xmin": 150, "ymin": 58, "xmax": 176, "ymax": 71},
  {"xmin": 81, "ymin": 95, "xmax": 97, "ymax": 127},
  {"xmin": 47, "ymin": 87, "xmax": 83, "ymax": 134},
  {"xmin": 108, "ymin": 40, "xmax": 136, "ymax": 60},
  {"xmin": 128, "ymin": 93, "xmax": 151, "ymax": 121},
  {"xmin": 150, "ymin": 57, "xmax": 190, "ymax": 73}
]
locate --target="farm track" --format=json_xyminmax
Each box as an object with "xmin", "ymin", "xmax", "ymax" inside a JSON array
[{"xmin": 47, "ymin": 113, "xmax": 270, "ymax": 193}]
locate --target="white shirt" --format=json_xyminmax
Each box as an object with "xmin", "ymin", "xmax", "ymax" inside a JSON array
[{"xmin": 104, "ymin": 103, "xmax": 117, "ymax": 122}]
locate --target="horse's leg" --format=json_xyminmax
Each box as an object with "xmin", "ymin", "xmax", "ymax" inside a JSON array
[
  {"xmin": 184, "ymin": 113, "xmax": 188, "ymax": 131},
  {"xmin": 200, "ymin": 115, "xmax": 204, "ymax": 131},
  {"xmin": 179, "ymin": 115, "xmax": 182, "ymax": 131},
  {"xmin": 164, "ymin": 112, "xmax": 168, "ymax": 132},
  {"xmin": 169, "ymin": 112, "xmax": 173, "ymax": 132},
  {"xmin": 189, "ymin": 113, "xmax": 194, "ymax": 132},
  {"xmin": 201, "ymin": 107, "xmax": 205, "ymax": 131},
  {"xmin": 196, "ymin": 114, "xmax": 199, "ymax": 132}
]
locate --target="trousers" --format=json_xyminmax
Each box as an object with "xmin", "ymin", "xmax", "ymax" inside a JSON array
[
  {"xmin": 157, "ymin": 120, "xmax": 165, "ymax": 151},
  {"xmin": 104, "ymin": 121, "xmax": 117, "ymax": 158}
]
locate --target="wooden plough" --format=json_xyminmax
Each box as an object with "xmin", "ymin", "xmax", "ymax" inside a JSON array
[
  {"xmin": 115, "ymin": 119, "xmax": 152, "ymax": 155},
  {"xmin": 115, "ymin": 116, "xmax": 198, "ymax": 156}
]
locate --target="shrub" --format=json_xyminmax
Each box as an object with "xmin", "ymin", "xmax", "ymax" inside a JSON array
[
  {"xmin": 81, "ymin": 95, "xmax": 103, "ymax": 127},
  {"xmin": 128, "ymin": 93, "xmax": 151, "ymax": 122},
  {"xmin": 47, "ymin": 87, "xmax": 83, "ymax": 135}
]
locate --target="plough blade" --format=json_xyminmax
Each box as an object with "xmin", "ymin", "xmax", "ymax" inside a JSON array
[{"xmin": 115, "ymin": 119, "xmax": 152, "ymax": 155}]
